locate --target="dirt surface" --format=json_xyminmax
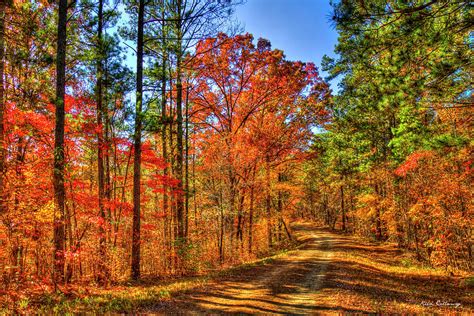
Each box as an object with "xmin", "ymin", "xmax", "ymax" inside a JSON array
[
  {"xmin": 149, "ymin": 222, "xmax": 473, "ymax": 314},
  {"xmin": 152, "ymin": 222, "xmax": 334, "ymax": 314}
]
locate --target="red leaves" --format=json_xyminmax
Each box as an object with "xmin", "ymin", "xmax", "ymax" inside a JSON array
[
  {"xmin": 142, "ymin": 223, "xmax": 156, "ymax": 231},
  {"xmin": 462, "ymin": 159, "xmax": 472, "ymax": 174},
  {"xmin": 141, "ymin": 142, "xmax": 167, "ymax": 169},
  {"xmin": 394, "ymin": 150, "xmax": 434, "ymax": 177},
  {"xmin": 189, "ymin": 34, "xmax": 330, "ymax": 182},
  {"xmin": 146, "ymin": 174, "xmax": 182, "ymax": 195}
]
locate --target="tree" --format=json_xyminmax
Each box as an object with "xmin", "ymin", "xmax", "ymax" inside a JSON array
[
  {"xmin": 190, "ymin": 33, "xmax": 329, "ymax": 259},
  {"xmin": 0, "ymin": 0, "xmax": 7, "ymax": 218},
  {"xmin": 131, "ymin": 0, "xmax": 145, "ymax": 281},
  {"xmin": 137, "ymin": 0, "xmax": 241, "ymax": 272},
  {"xmin": 311, "ymin": 0, "xmax": 473, "ymax": 267},
  {"xmin": 53, "ymin": 0, "xmax": 68, "ymax": 285},
  {"xmin": 95, "ymin": 0, "xmax": 109, "ymax": 285}
]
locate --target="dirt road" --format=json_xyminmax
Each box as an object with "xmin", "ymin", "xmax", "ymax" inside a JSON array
[
  {"xmin": 150, "ymin": 222, "xmax": 473, "ymax": 314},
  {"xmin": 154, "ymin": 222, "xmax": 337, "ymax": 314}
]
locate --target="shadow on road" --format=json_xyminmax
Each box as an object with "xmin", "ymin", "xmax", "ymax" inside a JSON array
[{"xmin": 147, "ymin": 222, "xmax": 473, "ymax": 314}]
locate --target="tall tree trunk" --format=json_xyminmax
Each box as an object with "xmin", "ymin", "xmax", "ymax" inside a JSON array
[
  {"xmin": 184, "ymin": 85, "xmax": 189, "ymax": 238},
  {"xmin": 218, "ymin": 190, "xmax": 224, "ymax": 264},
  {"xmin": 229, "ymin": 174, "xmax": 236, "ymax": 260},
  {"xmin": 266, "ymin": 155, "xmax": 272, "ymax": 249},
  {"xmin": 65, "ymin": 203, "xmax": 74, "ymax": 283},
  {"xmin": 277, "ymin": 173, "xmax": 283, "ymax": 242},
  {"xmin": 0, "ymin": 2, "xmax": 6, "ymax": 218},
  {"xmin": 236, "ymin": 194, "xmax": 244, "ymax": 245},
  {"xmin": 192, "ymin": 147, "xmax": 197, "ymax": 227},
  {"xmin": 161, "ymin": 27, "xmax": 170, "ymax": 273},
  {"xmin": 374, "ymin": 183, "xmax": 382, "ymax": 240},
  {"xmin": 12, "ymin": 139, "xmax": 25, "ymax": 280},
  {"xmin": 96, "ymin": 0, "xmax": 108, "ymax": 285},
  {"xmin": 53, "ymin": 0, "xmax": 68, "ymax": 285},
  {"xmin": 104, "ymin": 63, "xmax": 111, "ymax": 242},
  {"xmin": 248, "ymin": 168, "xmax": 255, "ymax": 254},
  {"xmin": 175, "ymin": 3, "xmax": 185, "ymax": 243},
  {"xmin": 340, "ymin": 178, "xmax": 345, "ymax": 231},
  {"xmin": 168, "ymin": 73, "xmax": 175, "ymax": 272},
  {"xmin": 131, "ymin": 0, "xmax": 145, "ymax": 280}
]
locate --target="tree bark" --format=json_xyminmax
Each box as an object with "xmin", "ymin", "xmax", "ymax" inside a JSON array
[
  {"xmin": 266, "ymin": 155, "xmax": 272, "ymax": 249},
  {"xmin": 160, "ymin": 23, "xmax": 170, "ymax": 272},
  {"xmin": 219, "ymin": 191, "xmax": 224, "ymax": 264},
  {"xmin": 248, "ymin": 165, "xmax": 256, "ymax": 254},
  {"xmin": 175, "ymin": 2, "xmax": 185, "ymax": 242},
  {"xmin": 375, "ymin": 183, "xmax": 382, "ymax": 240},
  {"xmin": 131, "ymin": 0, "xmax": 145, "ymax": 280},
  {"xmin": 340, "ymin": 178, "xmax": 345, "ymax": 231},
  {"xmin": 236, "ymin": 194, "xmax": 244, "ymax": 244},
  {"xmin": 184, "ymin": 85, "xmax": 189, "ymax": 239},
  {"xmin": 168, "ymin": 71, "xmax": 175, "ymax": 272},
  {"xmin": 0, "ymin": 2, "xmax": 6, "ymax": 218},
  {"xmin": 53, "ymin": 0, "xmax": 68, "ymax": 285},
  {"xmin": 277, "ymin": 173, "xmax": 283, "ymax": 242},
  {"xmin": 96, "ymin": 0, "xmax": 108, "ymax": 285}
]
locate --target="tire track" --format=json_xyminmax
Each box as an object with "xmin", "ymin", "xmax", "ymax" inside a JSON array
[{"xmin": 153, "ymin": 222, "xmax": 335, "ymax": 315}]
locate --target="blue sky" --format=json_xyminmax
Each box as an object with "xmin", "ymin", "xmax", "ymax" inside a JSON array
[
  {"xmin": 120, "ymin": 1, "xmax": 340, "ymax": 91},
  {"xmin": 234, "ymin": 0, "xmax": 339, "ymax": 90}
]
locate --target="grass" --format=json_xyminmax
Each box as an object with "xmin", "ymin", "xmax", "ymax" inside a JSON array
[
  {"xmin": 0, "ymin": 244, "xmax": 298, "ymax": 315},
  {"xmin": 465, "ymin": 276, "xmax": 474, "ymax": 288},
  {"xmin": 3, "ymin": 277, "xmax": 208, "ymax": 314},
  {"xmin": 316, "ymin": 233, "xmax": 473, "ymax": 314},
  {"xmin": 1, "ymin": 231, "xmax": 471, "ymax": 314}
]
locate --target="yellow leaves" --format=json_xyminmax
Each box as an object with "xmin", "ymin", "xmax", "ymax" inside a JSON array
[
  {"xmin": 356, "ymin": 193, "xmax": 378, "ymax": 219},
  {"xmin": 358, "ymin": 193, "xmax": 377, "ymax": 205},
  {"xmin": 274, "ymin": 182, "xmax": 297, "ymax": 193},
  {"xmin": 36, "ymin": 201, "xmax": 54, "ymax": 224},
  {"xmin": 430, "ymin": 250, "xmax": 448, "ymax": 268},
  {"xmin": 408, "ymin": 202, "xmax": 424, "ymax": 217}
]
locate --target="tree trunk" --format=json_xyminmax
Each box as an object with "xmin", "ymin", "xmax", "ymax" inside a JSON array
[
  {"xmin": 340, "ymin": 180, "xmax": 345, "ymax": 231},
  {"xmin": 53, "ymin": 0, "xmax": 68, "ymax": 285},
  {"xmin": 0, "ymin": 2, "xmax": 6, "ymax": 218},
  {"xmin": 168, "ymin": 73, "xmax": 175, "ymax": 272},
  {"xmin": 65, "ymin": 203, "xmax": 74, "ymax": 283},
  {"xmin": 131, "ymin": 0, "xmax": 145, "ymax": 281},
  {"xmin": 266, "ymin": 155, "xmax": 272, "ymax": 249},
  {"xmin": 277, "ymin": 173, "xmax": 283, "ymax": 242},
  {"xmin": 185, "ymin": 85, "xmax": 189, "ymax": 238},
  {"xmin": 192, "ymin": 148, "xmax": 197, "ymax": 227},
  {"xmin": 175, "ymin": 16, "xmax": 185, "ymax": 242},
  {"xmin": 160, "ymin": 5, "xmax": 170, "ymax": 273},
  {"xmin": 104, "ymin": 67, "xmax": 111, "ymax": 242},
  {"xmin": 96, "ymin": 0, "xmax": 108, "ymax": 285},
  {"xmin": 248, "ymin": 169, "xmax": 255, "ymax": 255},
  {"xmin": 374, "ymin": 183, "xmax": 382, "ymax": 241},
  {"xmin": 236, "ymin": 194, "xmax": 245, "ymax": 245},
  {"xmin": 219, "ymin": 190, "xmax": 224, "ymax": 264}
]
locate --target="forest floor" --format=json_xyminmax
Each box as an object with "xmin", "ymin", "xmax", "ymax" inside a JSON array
[
  {"xmin": 147, "ymin": 222, "xmax": 473, "ymax": 314},
  {"xmin": 4, "ymin": 222, "xmax": 473, "ymax": 314}
]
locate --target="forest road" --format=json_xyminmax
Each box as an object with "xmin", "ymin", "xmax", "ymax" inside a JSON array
[{"xmin": 153, "ymin": 222, "xmax": 336, "ymax": 315}]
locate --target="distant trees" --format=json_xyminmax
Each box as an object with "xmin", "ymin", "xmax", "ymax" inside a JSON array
[
  {"xmin": 190, "ymin": 33, "xmax": 329, "ymax": 261},
  {"xmin": 308, "ymin": 0, "xmax": 473, "ymax": 270},
  {"xmin": 138, "ymin": 0, "xmax": 241, "ymax": 273}
]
